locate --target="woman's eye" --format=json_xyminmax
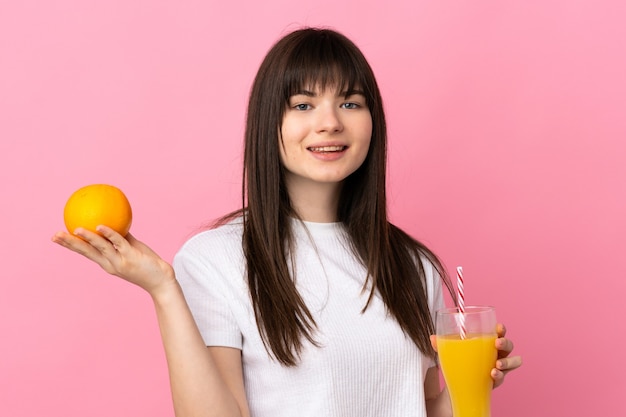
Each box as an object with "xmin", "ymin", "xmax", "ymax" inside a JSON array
[
  {"xmin": 341, "ymin": 102, "xmax": 360, "ymax": 110},
  {"xmin": 294, "ymin": 103, "xmax": 311, "ymax": 111}
]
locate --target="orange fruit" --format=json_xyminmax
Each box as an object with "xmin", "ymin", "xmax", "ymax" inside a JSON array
[{"xmin": 64, "ymin": 184, "xmax": 132, "ymax": 237}]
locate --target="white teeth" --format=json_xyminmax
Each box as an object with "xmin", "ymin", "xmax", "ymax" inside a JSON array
[{"xmin": 309, "ymin": 146, "xmax": 345, "ymax": 152}]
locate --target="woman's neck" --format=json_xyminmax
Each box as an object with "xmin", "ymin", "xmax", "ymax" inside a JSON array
[{"xmin": 286, "ymin": 179, "xmax": 342, "ymax": 223}]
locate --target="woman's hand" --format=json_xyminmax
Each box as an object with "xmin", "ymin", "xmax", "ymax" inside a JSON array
[
  {"xmin": 491, "ymin": 323, "xmax": 523, "ymax": 388},
  {"xmin": 53, "ymin": 227, "xmax": 250, "ymax": 416},
  {"xmin": 51, "ymin": 225, "xmax": 175, "ymax": 296},
  {"xmin": 430, "ymin": 322, "xmax": 523, "ymax": 389}
]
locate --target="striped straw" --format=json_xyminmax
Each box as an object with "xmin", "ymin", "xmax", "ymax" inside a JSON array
[{"xmin": 457, "ymin": 266, "xmax": 467, "ymax": 339}]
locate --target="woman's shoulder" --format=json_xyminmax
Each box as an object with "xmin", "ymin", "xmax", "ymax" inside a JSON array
[
  {"xmin": 175, "ymin": 217, "xmax": 244, "ymax": 260},
  {"xmin": 172, "ymin": 217, "xmax": 246, "ymax": 296}
]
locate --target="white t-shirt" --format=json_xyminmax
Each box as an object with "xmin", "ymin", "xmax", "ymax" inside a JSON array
[{"xmin": 173, "ymin": 218, "xmax": 445, "ymax": 417}]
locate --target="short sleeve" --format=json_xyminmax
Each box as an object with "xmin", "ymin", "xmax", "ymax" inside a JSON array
[
  {"xmin": 422, "ymin": 257, "xmax": 446, "ymax": 368},
  {"xmin": 173, "ymin": 238, "xmax": 243, "ymax": 349},
  {"xmin": 426, "ymin": 262, "xmax": 445, "ymax": 327}
]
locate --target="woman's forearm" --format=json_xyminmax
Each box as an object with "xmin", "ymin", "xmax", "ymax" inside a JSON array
[
  {"xmin": 151, "ymin": 279, "xmax": 245, "ymax": 417},
  {"xmin": 424, "ymin": 367, "xmax": 452, "ymax": 417},
  {"xmin": 425, "ymin": 386, "xmax": 452, "ymax": 417}
]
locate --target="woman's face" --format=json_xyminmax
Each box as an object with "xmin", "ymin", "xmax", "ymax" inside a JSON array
[{"xmin": 279, "ymin": 85, "xmax": 372, "ymax": 193}]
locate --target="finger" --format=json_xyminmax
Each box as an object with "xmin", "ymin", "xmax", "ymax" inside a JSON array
[
  {"xmin": 95, "ymin": 225, "xmax": 128, "ymax": 252},
  {"xmin": 52, "ymin": 231, "xmax": 87, "ymax": 251},
  {"xmin": 73, "ymin": 227, "xmax": 118, "ymax": 256},
  {"xmin": 124, "ymin": 232, "xmax": 161, "ymax": 258},
  {"xmin": 125, "ymin": 232, "xmax": 138, "ymax": 245},
  {"xmin": 52, "ymin": 230, "xmax": 97, "ymax": 254},
  {"xmin": 496, "ymin": 337, "xmax": 515, "ymax": 358},
  {"xmin": 52, "ymin": 230, "xmax": 111, "ymax": 265},
  {"xmin": 497, "ymin": 355, "xmax": 523, "ymax": 372},
  {"xmin": 491, "ymin": 368, "xmax": 506, "ymax": 388},
  {"xmin": 496, "ymin": 323, "xmax": 507, "ymax": 337},
  {"xmin": 492, "ymin": 355, "xmax": 523, "ymax": 389}
]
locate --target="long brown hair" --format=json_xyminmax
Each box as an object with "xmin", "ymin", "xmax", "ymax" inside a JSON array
[{"xmin": 220, "ymin": 27, "xmax": 453, "ymax": 366}]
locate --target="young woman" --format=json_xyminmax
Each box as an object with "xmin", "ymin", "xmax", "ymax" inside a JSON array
[{"xmin": 52, "ymin": 27, "xmax": 521, "ymax": 417}]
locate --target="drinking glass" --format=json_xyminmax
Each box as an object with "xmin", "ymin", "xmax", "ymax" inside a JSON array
[{"xmin": 436, "ymin": 306, "xmax": 497, "ymax": 417}]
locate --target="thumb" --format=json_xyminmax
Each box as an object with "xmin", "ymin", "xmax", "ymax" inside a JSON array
[{"xmin": 430, "ymin": 335, "xmax": 438, "ymax": 352}]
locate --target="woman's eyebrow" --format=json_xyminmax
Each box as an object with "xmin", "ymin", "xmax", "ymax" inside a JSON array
[
  {"xmin": 292, "ymin": 90, "xmax": 317, "ymax": 97},
  {"xmin": 341, "ymin": 89, "xmax": 365, "ymax": 98},
  {"xmin": 290, "ymin": 89, "xmax": 365, "ymax": 98}
]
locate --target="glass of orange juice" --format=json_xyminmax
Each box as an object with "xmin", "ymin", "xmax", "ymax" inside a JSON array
[{"xmin": 436, "ymin": 306, "xmax": 497, "ymax": 417}]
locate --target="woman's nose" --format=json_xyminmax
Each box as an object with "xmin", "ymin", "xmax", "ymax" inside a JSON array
[{"xmin": 315, "ymin": 105, "xmax": 344, "ymax": 133}]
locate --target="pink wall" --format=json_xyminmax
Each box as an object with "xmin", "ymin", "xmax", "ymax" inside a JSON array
[{"xmin": 2, "ymin": 1, "xmax": 625, "ymax": 416}]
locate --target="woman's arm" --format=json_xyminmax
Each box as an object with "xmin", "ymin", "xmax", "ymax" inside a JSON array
[
  {"xmin": 424, "ymin": 367, "xmax": 452, "ymax": 417},
  {"xmin": 152, "ymin": 280, "xmax": 250, "ymax": 417},
  {"xmin": 52, "ymin": 226, "xmax": 249, "ymax": 417}
]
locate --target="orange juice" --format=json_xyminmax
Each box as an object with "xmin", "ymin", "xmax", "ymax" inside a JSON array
[{"xmin": 437, "ymin": 333, "xmax": 497, "ymax": 417}]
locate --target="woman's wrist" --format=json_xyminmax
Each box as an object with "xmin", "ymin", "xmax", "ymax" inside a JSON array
[{"xmin": 148, "ymin": 267, "xmax": 182, "ymax": 305}]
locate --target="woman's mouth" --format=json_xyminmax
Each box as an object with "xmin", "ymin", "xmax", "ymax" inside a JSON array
[{"xmin": 308, "ymin": 146, "xmax": 347, "ymax": 153}]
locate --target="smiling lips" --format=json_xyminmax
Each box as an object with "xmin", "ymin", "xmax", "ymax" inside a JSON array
[{"xmin": 307, "ymin": 145, "xmax": 347, "ymax": 153}]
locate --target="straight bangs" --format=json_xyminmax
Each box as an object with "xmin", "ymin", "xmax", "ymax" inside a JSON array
[{"xmin": 281, "ymin": 34, "xmax": 373, "ymax": 104}]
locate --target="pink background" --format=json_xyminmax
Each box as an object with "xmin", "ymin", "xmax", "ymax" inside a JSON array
[{"xmin": 2, "ymin": 1, "xmax": 625, "ymax": 416}]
